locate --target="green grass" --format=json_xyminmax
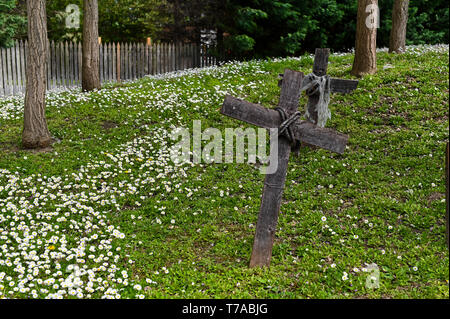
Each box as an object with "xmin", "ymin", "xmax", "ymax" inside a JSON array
[{"xmin": 0, "ymin": 45, "xmax": 448, "ymax": 299}]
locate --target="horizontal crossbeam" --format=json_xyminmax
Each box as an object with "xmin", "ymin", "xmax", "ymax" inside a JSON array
[
  {"xmin": 278, "ymin": 75, "xmax": 358, "ymax": 94},
  {"xmin": 221, "ymin": 95, "xmax": 348, "ymax": 154}
]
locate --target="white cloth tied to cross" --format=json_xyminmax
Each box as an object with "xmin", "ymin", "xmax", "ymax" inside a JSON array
[{"xmin": 301, "ymin": 73, "xmax": 331, "ymax": 128}]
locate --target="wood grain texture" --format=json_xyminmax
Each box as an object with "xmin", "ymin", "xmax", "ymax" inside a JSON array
[
  {"xmin": 82, "ymin": 0, "xmax": 100, "ymax": 91},
  {"xmin": 330, "ymin": 78, "xmax": 359, "ymax": 94},
  {"xmin": 221, "ymin": 96, "xmax": 348, "ymax": 154},
  {"xmin": 313, "ymin": 48, "xmax": 330, "ymax": 76},
  {"xmin": 307, "ymin": 48, "xmax": 330, "ymax": 124},
  {"xmin": 249, "ymin": 69, "xmax": 304, "ymax": 267},
  {"xmin": 1, "ymin": 40, "xmax": 217, "ymax": 95},
  {"xmin": 389, "ymin": 0, "xmax": 410, "ymax": 53},
  {"xmin": 351, "ymin": 0, "xmax": 378, "ymax": 76},
  {"xmin": 221, "ymin": 69, "xmax": 350, "ymax": 267},
  {"xmin": 22, "ymin": 0, "xmax": 51, "ymax": 149}
]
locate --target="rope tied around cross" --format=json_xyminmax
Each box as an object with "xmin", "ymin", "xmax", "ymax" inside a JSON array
[
  {"xmin": 302, "ymin": 73, "xmax": 331, "ymax": 127},
  {"xmin": 275, "ymin": 73, "xmax": 332, "ymax": 151}
]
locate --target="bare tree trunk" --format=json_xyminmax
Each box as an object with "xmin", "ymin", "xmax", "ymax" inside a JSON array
[
  {"xmin": 82, "ymin": 0, "xmax": 100, "ymax": 91},
  {"xmin": 22, "ymin": 0, "xmax": 51, "ymax": 149},
  {"xmin": 351, "ymin": 0, "xmax": 378, "ymax": 77},
  {"xmin": 389, "ymin": 0, "xmax": 409, "ymax": 53}
]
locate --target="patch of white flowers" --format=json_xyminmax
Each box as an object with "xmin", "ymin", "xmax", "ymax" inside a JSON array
[
  {"xmin": 0, "ymin": 44, "xmax": 446, "ymax": 298},
  {"xmin": 0, "ymin": 56, "xmax": 272, "ymax": 299}
]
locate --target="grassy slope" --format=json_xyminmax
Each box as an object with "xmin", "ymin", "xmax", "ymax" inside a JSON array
[{"xmin": 0, "ymin": 45, "xmax": 448, "ymax": 299}]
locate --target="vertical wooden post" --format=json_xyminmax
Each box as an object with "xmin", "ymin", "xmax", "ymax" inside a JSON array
[
  {"xmin": 306, "ymin": 48, "xmax": 330, "ymax": 125},
  {"xmin": 156, "ymin": 42, "xmax": 160, "ymax": 74},
  {"xmin": 103, "ymin": 42, "xmax": 108, "ymax": 81},
  {"xmin": 124, "ymin": 43, "xmax": 128, "ymax": 80},
  {"xmin": 144, "ymin": 38, "xmax": 150, "ymax": 75},
  {"xmin": 140, "ymin": 42, "xmax": 144, "ymax": 77},
  {"xmin": 108, "ymin": 42, "xmax": 112, "ymax": 81},
  {"xmin": 55, "ymin": 42, "xmax": 60, "ymax": 87},
  {"xmin": 99, "ymin": 41, "xmax": 103, "ymax": 83},
  {"xmin": 104, "ymin": 42, "xmax": 108, "ymax": 82},
  {"xmin": 132, "ymin": 42, "xmax": 136, "ymax": 79},
  {"xmin": 7, "ymin": 46, "xmax": 15, "ymax": 94},
  {"xmin": 164, "ymin": 42, "xmax": 167, "ymax": 72},
  {"xmin": 168, "ymin": 42, "xmax": 172, "ymax": 72},
  {"xmin": 77, "ymin": 40, "xmax": 82, "ymax": 85},
  {"xmin": 129, "ymin": 42, "xmax": 133, "ymax": 79},
  {"xmin": 21, "ymin": 40, "xmax": 27, "ymax": 92},
  {"xmin": 135, "ymin": 42, "xmax": 139, "ymax": 78},
  {"xmin": 151, "ymin": 40, "xmax": 154, "ymax": 75},
  {"xmin": 59, "ymin": 42, "xmax": 65, "ymax": 87},
  {"xmin": 313, "ymin": 48, "xmax": 330, "ymax": 76},
  {"xmin": 17, "ymin": 41, "xmax": 24, "ymax": 93},
  {"xmin": 117, "ymin": 42, "xmax": 121, "ymax": 82},
  {"xmin": 0, "ymin": 48, "xmax": 4, "ymax": 96},
  {"xmin": 147, "ymin": 38, "xmax": 151, "ymax": 75},
  {"xmin": 111, "ymin": 43, "xmax": 116, "ymax": 82},
  {"xmin": 0, "ymin": 47, "xmax": 6, "ymax": 95},
  {"xmin": 249, "ymin": 69, "xmax": 304, "ymax": 268},
  {"xmin": 49, "ymin": 41, "xmax": 54, "ymax": 89},
  {"xmin": 73, "ymin": 42, "xmax": 79, "ymax": 86},
  {"xmin": 46, "ymin": 41, "xmax": 51, "ymax": 90},
  {"xmin": 66, "ymin": 41, "xmax": 72, "ymax": 87}
]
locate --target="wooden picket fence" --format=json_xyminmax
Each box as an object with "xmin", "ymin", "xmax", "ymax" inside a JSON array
[{"xmin": 0, "ymin": 40, "xmax": 217, "ymax": 96}]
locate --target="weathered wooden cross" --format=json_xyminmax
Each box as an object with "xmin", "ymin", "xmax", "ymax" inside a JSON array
[
  {"xmin": 220, "ymin": 49, "xmax": 358, "ymax": 268},
  {"xmin": 279, "ymin": 48, "xmax": 358, "ymax": 126}
]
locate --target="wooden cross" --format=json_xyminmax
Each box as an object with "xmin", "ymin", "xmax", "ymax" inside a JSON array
[
  {"xmin": 221, "ymin": 69, "xmax": 350, "ymax": 267},
  {"xmin": 279, "ymin": 48, "xmax": 359, "ymax": 126}
]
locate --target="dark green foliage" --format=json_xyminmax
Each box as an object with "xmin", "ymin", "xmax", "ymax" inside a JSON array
[
  {"xmin": 2, "ymin": 0, "xmax": 448, "ymax": 55},
  {"xmin": 404, "ymin": 0, "xmax": 449, "ymax": 45},
  {"xmin": 0, "ymin": 0, "xmax": 26, "ymax": 48},
  {"xmin": 98, "ymin": 0, "xmax": 171, "ymax": 43},
  {"xmin": 160, "ymin": 0, "xmax": 221, "ymax": 42},
  {"xmin": 378, "ymin": 0, "xmax": 449, "ymax": 47},
  {"xmin": 221, "ymin": 0, "xmax": 449, "ymax": 58},
  {"xmin": 46, "ymin": 0, "xmax": 83, "ymax": 42},
  {"xmin": 45, "ymin": 0, "xmax": 170, "ymax": 43}
]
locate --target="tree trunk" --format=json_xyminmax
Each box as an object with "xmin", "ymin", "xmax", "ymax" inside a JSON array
[
  {"xmin": 22, "ymin": 0, "xmax": 51, "ymax": 149},
  {"xmin": 82, "ymin": 0, "xmax": 100, "ymax": 91},
  {"xmin": 389, "ymin": 0, "xmax": 409, "ymax": 53},
  {"xmin": 351, "ymin": 0, "xmax": 378, "ymax": 77}
]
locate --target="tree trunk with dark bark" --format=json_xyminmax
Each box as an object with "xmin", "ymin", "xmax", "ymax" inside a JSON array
[
  {"xmin": 389, "ymin": 0, "xmax": 409, "ymax": 53},
  {"xmin": 351, "ymin": 0, "xmax": 378, "ymax": 77},
  {"xmin": 22, "ymin": 0, "xmax": 51, "ymax": 149},
  {"xmin": 82, "ymin": 0, "xmax": 100, "ymax": 91}
]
